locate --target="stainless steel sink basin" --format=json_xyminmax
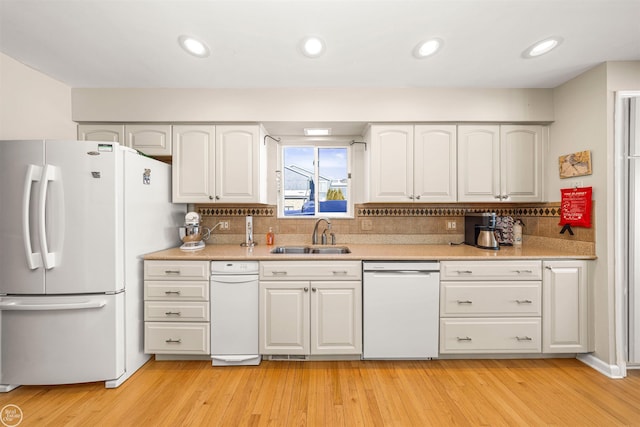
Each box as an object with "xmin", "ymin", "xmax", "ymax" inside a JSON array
[
  {"xmin": 270, "ymin": 246, "xmax": 351, "ymax": 255},
  {"xmin": 309, "ymin": 246, "xmax": 351, "ymax": 254},
  {"xmin": 270, "ymin": 246, "xmax": 311, "ymax": 254}
]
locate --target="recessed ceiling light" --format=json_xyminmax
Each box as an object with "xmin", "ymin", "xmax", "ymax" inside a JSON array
[
  {"xmin": 304, "ymin": 128, "xmax": 331, "ymax": 136},
  {"xmin": 178, "ymin": 35, "xmax": 210, "ymax": 58},
  {"xmin": 413, "ymin": 38, "xmax": 443, "ymax": 59},
  {"xmin": 300, "ymin": 36, "xmax": 325, "ymax": 58},
  {"xmin": 522, "ymin": 36, "xmax": 563, "ymax": 58}
]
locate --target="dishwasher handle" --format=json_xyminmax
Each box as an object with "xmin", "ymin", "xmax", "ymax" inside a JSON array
[{"xmin": 365, "ymin": 270, "xmax": 438, "ymax": 275}]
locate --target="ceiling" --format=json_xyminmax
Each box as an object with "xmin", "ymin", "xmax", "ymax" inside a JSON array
[{"xmin": 1, "ymin": 0, "xmax": 639, "ymax": 91}]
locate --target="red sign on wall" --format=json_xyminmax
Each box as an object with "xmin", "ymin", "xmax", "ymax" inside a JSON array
[{"xmin": 559, "ymin": 187, "xmax": 593, "ymax": 229}]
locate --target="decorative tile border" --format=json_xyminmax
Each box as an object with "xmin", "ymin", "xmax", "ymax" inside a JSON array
[
  {"xmin": 357, "ymin": 204, "xmax": 562, "ymax": 217},
  {"xmin": 197, "ymin": 205, "xmax": 275, "ymax": 217}
]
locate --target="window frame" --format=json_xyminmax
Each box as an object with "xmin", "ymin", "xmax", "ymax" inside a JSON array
[{"xmin": 277, "ymin": 139, "xmax": 353, "ymax": 219}]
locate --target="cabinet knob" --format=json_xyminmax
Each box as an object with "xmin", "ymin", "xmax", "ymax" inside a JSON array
[
  {"xmin": 409, "ymin": 195, "xmax": 414, "ymax": 200},
  {"xmin": 215, "ymin": 195, "xmax": 220, "ymax": 200},
  {"xmin": 415, "ymin": 195, "xmax": 420, "ymax": 200},
  {"xmin": 312, "ymin": 287, "xmax": 317, "ymax": 292},
  {"xmin": 304, "ymin": 287, "xmax": 309, "ymax": 292},
  {"xmin": 209, "ymin": 195, "xmax": 214, "ymax": 200}
]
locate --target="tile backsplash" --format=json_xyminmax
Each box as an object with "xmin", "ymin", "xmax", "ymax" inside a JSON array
[{"xmin": 196, "ymin": 202, "xmax": 595, "ymax": 256}]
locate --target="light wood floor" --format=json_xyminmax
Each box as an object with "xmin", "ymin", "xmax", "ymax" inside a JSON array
[{"xmin": 1, "ymin": 358, "xmax": 639, "ymax": 426}]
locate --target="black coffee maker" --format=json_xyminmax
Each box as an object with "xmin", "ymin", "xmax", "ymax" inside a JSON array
[{"xmin": 464, "ymin": 212, "xmax": 499, "ymax": 250}]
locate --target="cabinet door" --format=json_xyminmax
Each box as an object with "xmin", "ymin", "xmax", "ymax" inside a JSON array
[
  {"xmin": 501, "ymin": 125, "xmax": 543, "ymax": 202},
  {"xmin": 125, "ymin": 124, "xmax": 172, "ymax": 156},
  {"xmin": 215, "ymin": 125, "xmax": 264, "ymax": 203},
  {"xmin": 457, "ymin": 125, "xmax": 500, "ymax": 202},
  {"xmin": 77, "ymin": 124, "xmax": 124, "ymax": 142},
  {"xmin": 368, "ymin": 125, "xmax": 414, "ymax": 202},
  {"xmin": 172, "ymin": 125, "xmax": 215, "ymax": 203},
  {"xmin": 543, "ymin": 260, "xmax": 589, "ymax": 353},
  {"xmin": 310, "ymin": 281, "xmax": 362, "ymax": 355},
  {"xmin": 259, "ymin": 281, "xmax": 310, "ymax": 355},
  {"xmin": 414, "ymin": 125, "xmax": 457, "ymax": 202}
]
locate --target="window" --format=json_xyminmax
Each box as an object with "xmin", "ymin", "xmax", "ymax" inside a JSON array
[{"xmin": 279, "ymin": 143, "xmax": 352, "ymax": 218}]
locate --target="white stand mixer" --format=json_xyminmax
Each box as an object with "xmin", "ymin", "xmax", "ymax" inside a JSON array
[{"xmin": 179, "ymin": 212, "xmax": 211, "ymax": 250}]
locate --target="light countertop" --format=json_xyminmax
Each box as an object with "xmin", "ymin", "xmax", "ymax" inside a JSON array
[{"xmin": 144, "ymin": 243, "xmax": 596, "ymax": 261}]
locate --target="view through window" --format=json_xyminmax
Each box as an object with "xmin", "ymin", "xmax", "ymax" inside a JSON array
[{"xmin": 281, "ymin": 146, "xmax": 350, "ymax": 217}]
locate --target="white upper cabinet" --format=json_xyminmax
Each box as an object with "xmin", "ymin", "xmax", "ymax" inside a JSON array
[
  {"xmin": 125, "ymin": 124, "xmax": 172, "ymax": 156},
  {"xmin": 79, "ymin": 123, "xmax": 172, "ymax": 156},
  {"xmin": 172, "ymin": 124, "xmax": 266, "ymax": 204},
  {"xmin": 414, "ymin": 125, "xmax": 457, "ymax": 202},
  {"xmin": 500, "ymin": 125, "xmax": 543, "ymax": 202},
  {"xmin": 215, "ymin": 125, "xmax": 266, "ymax": 204},
  {"xmin": 78, "ymin": 124, "xmax": 124, "ymax": 142},
  {"xmin": 172, "ymin": 125, "xmax": 216, "ymax": 203},
  {"xmin": 368, "ymin": 125, "xmax": 414, "ymax": 202},
  {"xmin": 367, "ymin": 124, "xmax": 457, "ymax": 202},
  {"xmin": 458, "ymin": 125, "xmax": 543, "ymax": 202}
]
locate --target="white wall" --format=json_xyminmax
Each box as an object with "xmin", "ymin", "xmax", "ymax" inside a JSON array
[
  {"xmin": 71, "ymin": 87, "xmax": 554, "ymax": 124},
  {"xmin": 0, "ymin": 53, "xmax": 75, "ymax": 139},
  {"xmin": 550, "ymin": 61, "xmax": 640, "ymax": 367}
]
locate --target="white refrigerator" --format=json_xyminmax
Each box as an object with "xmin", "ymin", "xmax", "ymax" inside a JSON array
[
  {"xmin": 628, "ymin": 98, "xmax": 640, "ymax": 364},
  {"xmin": 0, "ymin": 140, "xmax": 185, "ymax": 391}
]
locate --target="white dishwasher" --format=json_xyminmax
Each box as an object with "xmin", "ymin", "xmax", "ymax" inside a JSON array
[
  {"xmin": 210, "ymin": 261, "xmax": 261, "ymax": 366},
  {"xmin": 363, "ymin": 261, "xmax": 440, "ymax": 359}
]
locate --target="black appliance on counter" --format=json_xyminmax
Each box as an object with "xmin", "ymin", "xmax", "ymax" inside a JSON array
[{"xmin": 464, "ymin": 212, "xmax": 499, "ymax": 250}]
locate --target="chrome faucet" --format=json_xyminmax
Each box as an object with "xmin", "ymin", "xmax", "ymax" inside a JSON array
[{"xmin": 312, "ymin": 217, "xmax": 331, "ymax": 245}]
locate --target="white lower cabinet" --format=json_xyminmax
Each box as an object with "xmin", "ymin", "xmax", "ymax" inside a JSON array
[
  {"xmin": 439, "ymin": 260, "xmax": 543, "ymax": 354},
  {"xmin": 143, "ymin": 260, "xmax": 211, "ymax": 355},
  {"xmin": 543, "ymin": 260, "xmax": 590, "ymax": 353},
  {"xmin": 259, "ymin": 261, "xmax": 362, "ymax": 356}
]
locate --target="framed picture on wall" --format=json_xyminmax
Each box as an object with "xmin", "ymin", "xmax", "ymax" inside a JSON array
[{"xmin": 559, "ymin": 150, "xmax": 592, "ymax": 178}]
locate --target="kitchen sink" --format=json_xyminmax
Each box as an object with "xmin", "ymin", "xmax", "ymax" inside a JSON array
[
  {"xmin": 270, "ymin": 246, "xmax": 351, "ymax": 255},
  {"xmin": 270, "ymin": 246, "xmax": 311, "ymax": 254}
]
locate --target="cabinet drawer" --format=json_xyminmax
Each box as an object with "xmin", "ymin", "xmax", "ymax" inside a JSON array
[
  {"xmin": 260, "ymin": 261, "xmax": 361, "ymax": 280},
  {"xmin": 144, "ymin": 281, "xmax": 209, "ymax": 301},
  {"xmin": 144, "ymin": 301, "xmax": 210, "ymax": 321},
  {"xmin": 440, "ymin": 261, "xmax": 542, "ymax": 281},
  {"xmin": 144, "ymin": 322, "xmax": 210, "ymax": 354},
  {"xmin": 440, "ymin": 281, "xmax": 541, "ymax": 317},
  {"xmin": 440, "ymin": 318, "xmax": 541, "ymax": 354},
  {"xmin": 144, "ymin": 260, "xmax": 210, "ymax": 280}
]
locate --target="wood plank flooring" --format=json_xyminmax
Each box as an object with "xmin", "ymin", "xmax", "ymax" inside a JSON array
[{"xmin": 1, "ymin": 358, "xmax": 639, "ymax": 426}]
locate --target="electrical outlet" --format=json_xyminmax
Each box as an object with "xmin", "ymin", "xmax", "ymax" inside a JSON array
[
  {"xmin": 574, "ymin": 180, "xmax": 583, "ymax": 188},
  {"xmin": 446, "ymin": 221, "xmax": 457, "ymax": 230},
  {"xmin": 361, "ymin": 219, "xmax": 373, "ymax": 231},
  {"xmin": 220, "ymin": 221, "xmax": 229, "ymax": 230}
]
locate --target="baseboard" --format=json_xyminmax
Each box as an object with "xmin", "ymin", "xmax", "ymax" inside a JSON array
[{"xmin": 577, "ymin": 353, "xmax": 625, "ymax": 378}]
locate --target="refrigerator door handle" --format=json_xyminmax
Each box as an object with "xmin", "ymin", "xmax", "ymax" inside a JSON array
[
  {"xmin": 0, "ymin": 299, "xmax": 106, "ymax": 311},
  {"xmin": 22, "ymin": 164, "xmax": 43, "ymax": 269},
  {"xmin": 38, "ymin": 164, "xmax": 61, "ymax": 270}
]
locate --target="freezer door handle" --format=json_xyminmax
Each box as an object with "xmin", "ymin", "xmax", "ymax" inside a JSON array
[
  {"xmin": 0, "ymin": 299, "xmax": 106, "ymax": 311},
  {"xmin": 22, "ymin": 164, "xmax": 43, "ymax": 269},
  {"xmin": 38, "ymin": 164, "xmax": 62, "ymax": 270}
]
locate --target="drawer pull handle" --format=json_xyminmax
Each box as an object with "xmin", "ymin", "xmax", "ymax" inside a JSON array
[
  {"xmin": 164, "ymin": 270, "xmax": 181, "ymax": 275},
  {"xmin": 514, "ymin": 270, "xmax": 533, "ymax": 274},
  {"xmin": 165, "ymin": 311, "xmax": 181, "ymax": 316},
  {"xmin": 165, "ymin": 339, "xmax": 182, "ymax": 343},
  {"xmin": 456, "ymin": 300, "xmax": 473, "ymax": 305},
  {"xmin": 516, "ymin": 336, "xmax": 533, "ymax": 341},
  {"xmin": 332, "ymin": 270, "xmax": 348, "ymax": 275},
  {"xmin": 272, "ymin": 271, "xmax": 288, "ymax": 276},
  {"xmin": 516, "ymin": 299, "xmax": 533, "ymax": 304},
  {"xmin": 456, "ymin": 270, "xmax": 473, "ymax": 274},
  {"xmin": 456, "ymin": 336, "xmax": 472, "ymax": 342},
  {"xmin": 164, "ymin": 291, "xmax": 181, "ymax": 295},
  {"xmin": 545, "ymin": 266, "xmax": 553, "ymax": 271}
]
